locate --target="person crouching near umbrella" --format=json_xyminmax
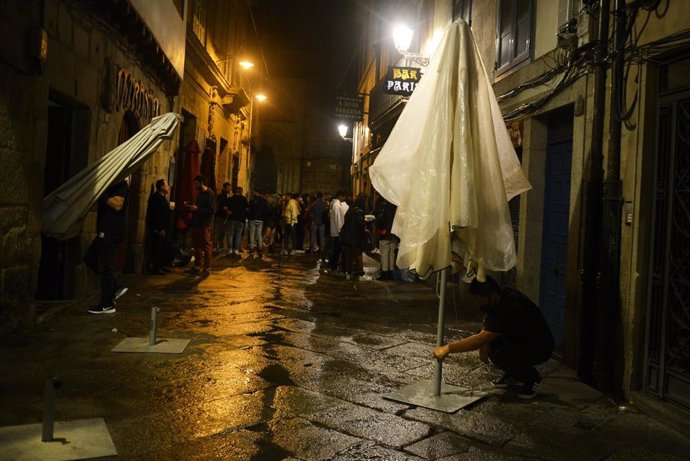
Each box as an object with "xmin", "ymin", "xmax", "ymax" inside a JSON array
[
  {"xmin": 184, "ymin": 175, "xmax": 216, "ymax": 277},
  {"xmin": 433, "ymin": 276, "xmax": 554, "ymax": 399}
]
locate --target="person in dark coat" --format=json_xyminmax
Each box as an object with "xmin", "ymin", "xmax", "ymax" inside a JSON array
[
  {"xmin": 226, "ymin": 186, "xmax": 248, "ymax": 256},
  {"xmin": 214, "ymin": 182, "xmax": 232, "ymax": 252},
  {"xmin": 147, "ymin": 179, "xmax": 171, "ymax": 274},
  {"xmin": 247, "ymin": 188, "xmax": 271, "ymax": 256},
  {"xmin": 375, "ymin": 197, "xmax": 399, "ymax": 280},
  {"xmin": 434, "ymin": 276, "xmax": 554, "ymax": 399},
  {"xmin": 340, "ymin": 204, "xmax": 366, "ymax": 280}
]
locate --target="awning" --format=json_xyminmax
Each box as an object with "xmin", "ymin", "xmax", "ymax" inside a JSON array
[{"xmin": 42, "ymin": 112, "xmax": 182, "ymax": 240}]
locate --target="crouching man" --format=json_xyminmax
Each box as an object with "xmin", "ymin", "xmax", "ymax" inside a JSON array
[{"xmin": 433, "ymin": 276, "xmax": 554, "ymax": 399}]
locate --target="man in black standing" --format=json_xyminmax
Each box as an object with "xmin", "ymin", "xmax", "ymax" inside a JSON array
[
  {"xmin": 434, "ymin": 276, "xmax": 554, "ymax": 399},
  {"xmin": 85, "ymin": 179, "xmax": 129, "ymax": 314},
  {"xmin": 226, "ymin": 186, "xmax": 248, "ymax": 256},
  {"xmin": 147, "ymin": 179, "xmax": 171, "ymax": 275}
]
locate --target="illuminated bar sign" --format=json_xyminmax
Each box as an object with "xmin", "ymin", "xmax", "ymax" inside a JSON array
[
  {"xmin": 385, "ymin": 66, "xmax": 421, "ymax": 96},
  {"xmin": 335, "ymin": 95, "xmax": 364, "ymax": 121}
]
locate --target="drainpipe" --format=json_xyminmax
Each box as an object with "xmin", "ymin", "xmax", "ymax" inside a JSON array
[
  {"xmin": 594, "ymin": 0, "xmax": 626, "ymax": 393},
  {"xmin": 578, "ymin": 0, "xmax": 609, "ymax": 385}
]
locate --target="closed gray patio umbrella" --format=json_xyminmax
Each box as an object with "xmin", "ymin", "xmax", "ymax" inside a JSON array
[{"xmin": 42, "ymin": 112, "xmax": 181, "ymax": 240}]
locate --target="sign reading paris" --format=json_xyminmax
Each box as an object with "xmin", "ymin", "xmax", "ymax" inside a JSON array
[
  {"xmin": 335, "ymin": 95, "xmax": 364, "ymax": 121},
  {"xmin": 385, "ymin": 66, "xmax": 421, "ymax": 96}
]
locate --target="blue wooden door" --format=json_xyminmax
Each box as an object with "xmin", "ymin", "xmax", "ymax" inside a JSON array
[{"xmin": 539, "ymin": 137, "xmax": 572, "ymax": 347}]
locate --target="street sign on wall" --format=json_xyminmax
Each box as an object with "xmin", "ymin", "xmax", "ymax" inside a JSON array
[{"xmin": 335, "ymin": 95, "xmax": 364, "ymax": 121}]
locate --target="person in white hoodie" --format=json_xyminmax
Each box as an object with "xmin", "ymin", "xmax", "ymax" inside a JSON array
[{"xmin": 328, "ymin": 191, "xmax": 349, "ymax": 271}]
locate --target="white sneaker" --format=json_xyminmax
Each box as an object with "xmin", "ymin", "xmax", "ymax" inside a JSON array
[
  {"xmin": 88, "ymin": 304, "xmax": 116, "ymax": 314},
  {"xmin": 114, "ymin": 287, "xmax": 128, "ymax": 300}
]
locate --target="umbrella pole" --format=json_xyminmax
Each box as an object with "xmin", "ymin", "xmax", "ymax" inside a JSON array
[
  {"xmin": 383, "ymin": 265, "xmax": 486, "ymax": 412},
  {"xmin": 433, "ymin": 267, "xmax": 448, "ymax": 396}
]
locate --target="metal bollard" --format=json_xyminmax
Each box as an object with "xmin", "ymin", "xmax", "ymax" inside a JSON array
[
  {"xmin": 149, "ymin": 306, "xmax": 160, "ymax": 345},
  {"xmin": 42, "ymin": 377, "xmax": 62, "ymax": 442}
]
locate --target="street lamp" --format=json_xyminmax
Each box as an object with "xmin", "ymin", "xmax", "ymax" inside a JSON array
[
  {"xmin": 239, "ymin": 60, "xmax": 255, "ymax": 69},
  {"xmin": 392, "ymin": 23, "xmax": 430, "ymax": 67},
  {"xmin": 338, "ymin": 123, "xmax": 352, "ymax": 142}
]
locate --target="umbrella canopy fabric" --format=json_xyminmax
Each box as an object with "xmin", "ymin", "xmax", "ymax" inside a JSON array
[
  {"xmin": 369, "ymin": 20, "xmax": 531, "ymax": 277},
  {"xmin": 43, "ymin": 113, "xmax": 182, "ymax": 240}
]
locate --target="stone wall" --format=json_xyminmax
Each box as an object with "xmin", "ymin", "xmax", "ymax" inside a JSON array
[
  {"xmin": 0, "ymin": 0, "xmax": 177, "ymax": 333},
  {"xmin": 0, "ymin": 2, "xmax": 44, "ymax": 334}
]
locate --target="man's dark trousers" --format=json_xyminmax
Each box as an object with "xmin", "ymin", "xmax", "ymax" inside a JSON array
[
  {"xmin": 488, "ymin": 336, "xmax": 553, "ymax": 384},
  {"xmin": 85, "ymin": 233, "xmax": 123, "ymax": 306}
]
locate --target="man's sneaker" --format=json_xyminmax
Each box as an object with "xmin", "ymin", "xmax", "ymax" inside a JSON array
[
  {"xmin": 88, "ymin": 304, "xmax": 116, "ymax": 314},
  {"xmin": 517, "ymin": 379, "xmax": 541, "ymax": 399},
  {"xmin": 114, "ymin": 287, "xmax": 128, "ymax": 301},
  {"xmin": 491, "ymin": 373, "xmax": 516, "ymax": 389},
  {"xmin": 199, "ymin": 269, "xmax": 210, "ymax": 277},
  {"xmin": 184, "ymin": 267, "xmax": 200, "ymax": 275}
]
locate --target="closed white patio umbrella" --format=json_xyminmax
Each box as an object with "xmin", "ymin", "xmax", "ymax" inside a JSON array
[
  {"xmin": 373, "ymin": 20, "xmax": 531, "ymax": 411},
  {"xmin": 42, "ymin": 112, "xmax": 181, "ymax": 240},
  {"xmin": 369, "ymin": 20, "xmax": 531, "ymax": 279}
]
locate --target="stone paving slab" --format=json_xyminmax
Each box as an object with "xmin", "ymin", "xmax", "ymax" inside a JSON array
[
  {"xmin": 269, "ymin": 416, "xmax": 361, "ymax": 460},
  {"xmin": 403, "ymin": 407, "xmax": 520, "ymax": 447},
  {"xmin": 404, "ymin": 431, "xmax": 473, "ymax": 459},
  {"xmin": 332, "ymin": 440, "xmax": 426, "ymax": 460},
  {"xmin": 310, "ymin": 400, "xmax": 433, "ymax": 448}
]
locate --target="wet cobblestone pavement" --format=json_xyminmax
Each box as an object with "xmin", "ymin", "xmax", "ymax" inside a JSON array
[{"xmin": 2, "ymin": 253, "xmax": 690, "ymax": 460}]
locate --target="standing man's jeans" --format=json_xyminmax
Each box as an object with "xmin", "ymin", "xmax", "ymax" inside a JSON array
[
  {"xmin": 85, "ymin": 233, "xmax": 123, "ymax": 306},
  {"xmin": 310, "ymin": 223, "xmax": 325, "ymax": 253},
  {"xmin": 227, "ymin": 219, "xmax": 245, "ymax": 253},
  {"xmin": 283, "ymin": 223, "xmax": 297, "ymax": 254},
  {"xmin": 191, "ymin": 226, "xmax": 212, "ymax": 269},
  {"xmin": 379, "ymin": 239, "xmax": 397, "ymax": 272},
  {"xmin": 248, "ymin": 220, "xmax": 264, "ymax": 253}
]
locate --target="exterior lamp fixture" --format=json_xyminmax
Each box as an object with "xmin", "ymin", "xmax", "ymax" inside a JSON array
[
  {"xmin": 255, "ymin": 93, "xmax": 267, "ymax": 102},
  {"xmin": 338, "ymin": 124, "xmax": 352, "ymax": 142},
  {"xmin": 239, "ymin": 60, "xmax": 255, "ymax": 69},
  {"xmin": 392, "ymin": 23, "xmax": 430, "ymax": 67}
]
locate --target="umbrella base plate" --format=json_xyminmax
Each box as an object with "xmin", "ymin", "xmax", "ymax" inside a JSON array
[
  {"xmin": 383, "ymin": 379, "xmax": 488, "ymax": 413},
  {"xmin": 111, "ymin": 337, "xmax": 190, "ymax": 354},
  {"xmin": 0, "ymin": 418, "xmax": 117, "ymax": 460}
]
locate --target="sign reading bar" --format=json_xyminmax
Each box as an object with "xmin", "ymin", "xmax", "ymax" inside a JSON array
[
  {"xmin": 385, "ymin": 66, "xmax": 421, "ymax": 96},
  {"xmin": 335, "ymin": 95, "xmax": 364, "ymax": 121}
]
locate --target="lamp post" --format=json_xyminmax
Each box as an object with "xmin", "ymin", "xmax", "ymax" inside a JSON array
[{"xmin": 393, "ymin": 23, "xmax": 430, "ymax": 67}]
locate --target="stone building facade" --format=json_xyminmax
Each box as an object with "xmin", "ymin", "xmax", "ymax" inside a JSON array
[
  {"xmin": 0, "ymin": 0, "xmax": 256, "ymax": 335},
  {"xmin": 352, "ymin": 0, "xmax": 690, "ymax": 424}
]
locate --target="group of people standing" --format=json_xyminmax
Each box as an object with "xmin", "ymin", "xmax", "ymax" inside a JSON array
[{"xmin": 85, "ymin": 176, "xmax": 404, "ymax": 314}]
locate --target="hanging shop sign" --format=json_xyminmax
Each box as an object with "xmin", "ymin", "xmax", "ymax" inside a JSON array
[
  {"xmin": 335, "ymin": 95, "xmax": 364, "ymax": 121},
  {"xmin": 384, "ymin": 66, "xmax": 421, "ymax": 96}
]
